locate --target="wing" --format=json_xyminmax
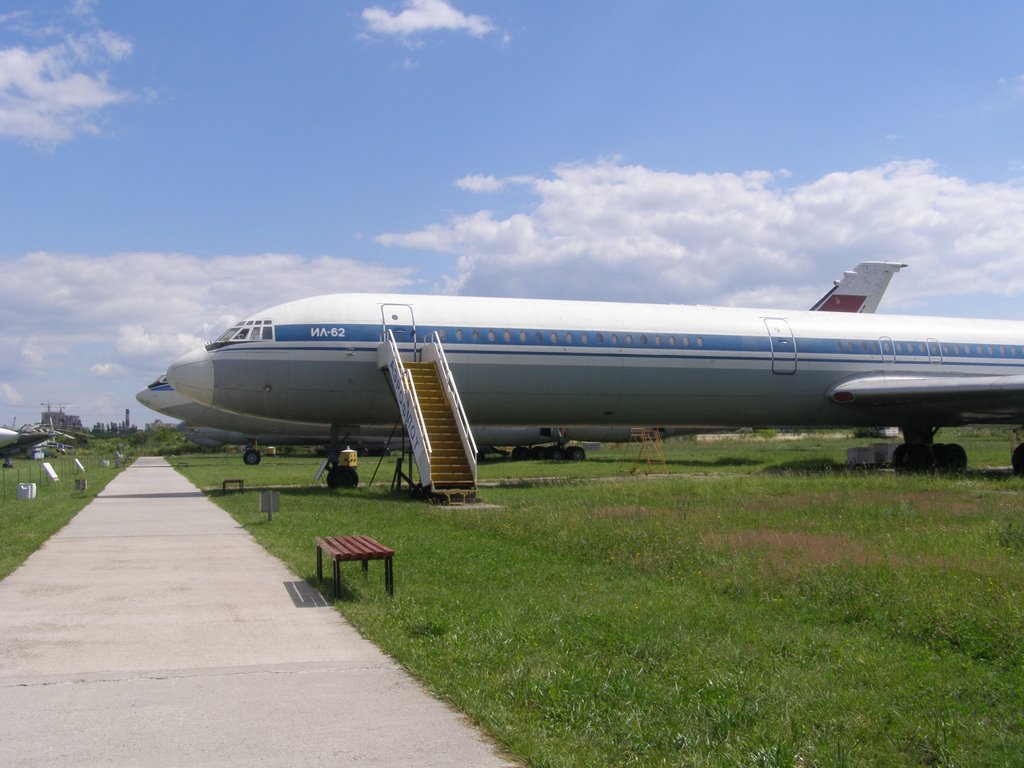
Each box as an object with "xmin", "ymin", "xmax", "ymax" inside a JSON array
[{"xmin": 827, "ymin": 374, "xmax": 1024, "ymax": 422}]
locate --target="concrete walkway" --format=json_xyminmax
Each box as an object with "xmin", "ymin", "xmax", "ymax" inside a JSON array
[{"xmin": 0, "ymin": 457, "xmax": 513, "ymax": 767}]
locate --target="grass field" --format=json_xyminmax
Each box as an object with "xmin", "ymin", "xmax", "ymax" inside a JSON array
[
  {"xmin": 165, "ymin": 431, "xmax": 1024, "ymax": 767},
  {"xmin": 0, "ymin": 456, "xmax": 124, "ymax": 579}
]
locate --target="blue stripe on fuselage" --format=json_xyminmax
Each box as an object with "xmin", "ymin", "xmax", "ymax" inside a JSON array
[{"xmin": 225, "ymin": 322, "xmax": 1024, "ymax": 371}]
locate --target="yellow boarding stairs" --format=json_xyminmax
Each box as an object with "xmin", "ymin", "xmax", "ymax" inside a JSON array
[{"xmin": 378, "ymin": 330, "xmax": 477, "ymax": 503}]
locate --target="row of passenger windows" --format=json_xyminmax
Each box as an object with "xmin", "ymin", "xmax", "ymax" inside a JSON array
[
  {"xmin": 431, "ymin": 328, "xmax": 1023, "ymax": 359},
  {"xmin": 834, "ymin": 339, "xmax": 1024, "ymax": 358},
  {"xmin": 436, "ymin": 328, "xmax": 706, "ymax": 348}
]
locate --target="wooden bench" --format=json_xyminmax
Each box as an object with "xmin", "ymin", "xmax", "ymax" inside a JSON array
[
  {"xmin": 316, "ymin": 535, "xmax": 394, "ymax": 598},
  {"xmin": 222, "ymin": 478, "xmax": 244, "ymax": 492}
]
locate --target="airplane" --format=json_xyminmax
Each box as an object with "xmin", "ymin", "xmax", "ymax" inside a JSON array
[
  {"xmin": 1, "ymin": 424, "xmax": 56, "ymax": 462},
  {"xmin": 142, "ymin": 261, "xmax": 902, "ymax": 480},
  {"xmin": 168, "ymin": 263, "xmax": 1019, "ymax": 479}
]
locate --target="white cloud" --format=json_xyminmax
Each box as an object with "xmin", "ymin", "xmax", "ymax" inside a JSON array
[
  {"xmin": 0, "ymin": 2, "xmax": 134, "ymax": 146},
  {"xmin": 362, "ymin": 0, "xmax": 495, "ymax": 40},
  {"xmin": 0, "ymin": 251, "xmax": 418, "ymax": 427},
  {"xmin": 377, "ymin": 158, "xmax": 1024, "ymax": 310},
  {"xmin": 0, "ymin": 382, "xmax": 24, "ymax": 407},
  {"xmin": 89, "ymin": 362, "xmax": 125, "ymax": 378},
  {"xmin": 456, "ymin": 173, "xmax": 504, "ymax": 192}
]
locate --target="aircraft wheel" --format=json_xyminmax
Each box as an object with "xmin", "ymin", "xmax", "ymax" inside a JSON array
[
  {"xmin": 545, "ymin": 446, "xmax": 565, "ymax": 461},
  {"xmin": 892, "ymin": 444, "xmax": 908, "ymax": 471},
  {"xmin": 940, "ymin": 443, "xmax": 967, "ymax": 472},
  {"xmin": 243, "ymin": 449, "xmax": 261, "ymax": 466},
  {"xmin": 326, "ymin": 466, "xmax": 359, "ymax": 488},
  {"xmin": 904, "ymin": 444, "xmax": 935, "ymax": 472},
  {"xmin": 1012, "ymin": 444, "xmax": 1024, "ymax": 476},
  {"xmin": 511, "ymin": 446, "xmax": 531, "ymax": 461},
  {"xmin": 530, "ymin": 446, "xmax": 546, "ymax": 460},
  {"xmin": 565, "ymin": 445, "xmax": 586, "ymax": 461}
]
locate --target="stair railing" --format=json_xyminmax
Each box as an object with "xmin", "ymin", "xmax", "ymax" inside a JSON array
[
  {"xmin": 422, "ymin": 331, "xmax": 478, "ymax": 482},
  {"xmin": 381, "ymin": 329, "xmax": 433, "ymax": 486}
]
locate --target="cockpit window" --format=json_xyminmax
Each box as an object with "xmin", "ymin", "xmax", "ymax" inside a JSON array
[{"xmin": 208, "ymin": 320, "xmax": 274, "ymax": 350}]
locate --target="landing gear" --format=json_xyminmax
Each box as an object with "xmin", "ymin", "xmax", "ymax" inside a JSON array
[
  {"xmin": 511, "ymin": 446, "xmax": 531, "ymax": 461},
  {"xmin": 544, "ymin": 445, "xmax": 565, "ymax": 461},
  {"xmin": 508, "ymin": 442, "xmax": 587, "ymax": 461},
  {"xmin": 565, "ymin": 445, "xmax": 586, "ymax": 461},
  {"xmin": 1013, "ymin": 444, "xmax": 1024, "ymax": 476},
  {"xmin": 892, "ymin": 427, "xmax": 967, "ymax": 472},
  {"xmin": 242, "ymin": 447, "xmax": 261, "ymax": 465}
]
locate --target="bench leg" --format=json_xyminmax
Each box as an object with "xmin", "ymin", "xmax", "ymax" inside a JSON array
[
  {"xmin": 385, "ymin": 556, "xmax": 394, "ymax": 597},
  {"xmin": 361, "ymin": 558, "xmax": 369, "ymax": 576},
  {"xmin": 316, "ymin": 545, "xmax": 323, "ymax": 582},
  {"xmin": 332, "ymin": 558, "xmax": 341, "ymax": 599}
]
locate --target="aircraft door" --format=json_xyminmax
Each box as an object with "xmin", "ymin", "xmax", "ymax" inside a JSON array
[
  {"xmin": 763, "ymin": 318, "xmax": 797, "ymax": 375},
  {"xmin": 381, "ymin": 303, "xmax": 417, "ymax": 349},
  {"xmin": 880, "ymin": 337, "xmax": 896, "ymax": 363}
]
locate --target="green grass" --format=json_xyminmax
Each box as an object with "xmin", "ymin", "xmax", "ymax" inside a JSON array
[
  {"xmin": 0, "ymin": 456, "xmax": 125, "ymax": 579},
  {"xmin": 173, "ymin": 436, "xmax": 1024, "ymax": 765}
]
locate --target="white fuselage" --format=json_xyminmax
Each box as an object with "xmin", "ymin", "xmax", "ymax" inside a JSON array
[{"xmin": 166, "ymin": 293, "xmax": 1024, "ymax": 431}]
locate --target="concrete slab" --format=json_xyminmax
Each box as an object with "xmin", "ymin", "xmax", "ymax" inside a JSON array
[{"xmin": 0, "ymin": 457, "xmax": 514, "ymax": 767}]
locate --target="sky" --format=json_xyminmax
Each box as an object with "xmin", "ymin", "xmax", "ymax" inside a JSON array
[{"xmin": 2, "ymin": 0, "xmax": 1024, "ymax": 429}]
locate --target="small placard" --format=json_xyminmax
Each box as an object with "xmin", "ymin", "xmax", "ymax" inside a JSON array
[{"xmin": 42, "ymin": 462, "xmax": 59, "ymax": 481}]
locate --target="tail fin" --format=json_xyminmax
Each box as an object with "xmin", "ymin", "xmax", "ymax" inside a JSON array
[{"xmin": 810, "ymin": 261, "xmax": 907, "ymax": 313}]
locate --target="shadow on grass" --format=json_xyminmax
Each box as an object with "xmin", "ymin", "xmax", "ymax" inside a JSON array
[
  {"xmin": 669, "ymin": 456, "xmax": 763, "ymax": 468},
  {"xmin": 209, "ymin": 484, "xmax": 433, "ymax": 507},
  {"xmin": 762, "ymin": 459, "xmax": 847, "ymax": 474}
]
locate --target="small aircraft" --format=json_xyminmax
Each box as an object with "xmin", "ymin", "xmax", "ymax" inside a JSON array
[{"xmin": 0, "ymin": 424, "xmax": 57, "ymax": 461}]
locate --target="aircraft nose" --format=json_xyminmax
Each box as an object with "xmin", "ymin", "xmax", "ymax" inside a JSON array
[
  {"xmin": 135, "ymin": 387, "xmax": 158, "ymax": 408},
  {"xmin": 167, "ymin": 348, "xmax": 215, "ymax": 406}
]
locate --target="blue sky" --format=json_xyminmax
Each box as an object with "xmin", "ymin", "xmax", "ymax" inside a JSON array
[{"xmin": 2, "ymin": 0, "xmax": 1024, "ymax": 429}]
